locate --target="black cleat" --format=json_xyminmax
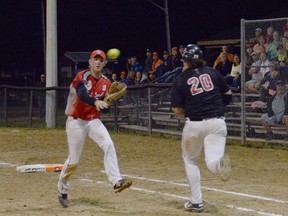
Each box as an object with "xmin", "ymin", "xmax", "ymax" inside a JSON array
[
  {"xmin": 184, "ymin": 201, "xmax": 204, "ymax": 212},
  {"xmin": 58, "ymin": 193, "xmax": 68, "ymax": 208}
]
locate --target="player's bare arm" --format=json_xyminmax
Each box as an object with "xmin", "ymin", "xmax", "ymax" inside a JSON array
[{"xmin": 172, "ymin": 107, "xmax": 186, "ymax": 119}]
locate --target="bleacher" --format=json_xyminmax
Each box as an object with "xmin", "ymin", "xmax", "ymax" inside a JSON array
[{"xmin": 114, "ymin": 92, "xmax": 287, "ymax": 145}]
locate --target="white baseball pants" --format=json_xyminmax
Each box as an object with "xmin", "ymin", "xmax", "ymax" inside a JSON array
[
  {"xmin": 58, "ymin": 117, "xmax": 122, "ymax": 194},
  {"xmin": 181, "ymin": 117, "xmax": 227, "ymax": 204}
]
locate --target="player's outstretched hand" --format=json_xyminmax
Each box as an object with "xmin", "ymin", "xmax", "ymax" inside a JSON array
[{"xmin": 94, "ymin": 100, "xmax": 109, "ymax": 111}]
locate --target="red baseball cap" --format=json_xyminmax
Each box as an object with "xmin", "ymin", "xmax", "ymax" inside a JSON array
[{"xmin": 90, "ymin": 50, "xmax": 106, "ymax": 60}]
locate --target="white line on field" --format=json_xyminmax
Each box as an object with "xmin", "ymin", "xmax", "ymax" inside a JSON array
[
  {"xmin": 1, "ymin": 161, "xmax": 286, "ymax": 215},
  {"xmin": 79, "ymin": 178, "xmax": 284, "ymax": 216},
  {"xmin": 99, "ymin": 171, "xmax": 287, "ymax": 204},
  {"xmin": 0, "ymin": 161, "xmax": 17, "ymax": 167}
]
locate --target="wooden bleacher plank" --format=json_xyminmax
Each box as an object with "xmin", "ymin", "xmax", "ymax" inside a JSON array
[
  {"xmin": 115, "ymin": 92, "xmax": 287, "ymax": 143},
  {"xmin": 119, "ymin": 124, "xmax": 287, "ymax": 145}
]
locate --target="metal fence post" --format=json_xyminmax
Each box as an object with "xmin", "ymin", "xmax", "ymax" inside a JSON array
[
  {"xmin": 4, "ymin": 88, "xmax": 7, "ymax": 127},
  {"xmin": 148, "ymin": 87, "xmax": 152, "ymax": 136},
  {"xmin": 113, "ymin": 101, "xmax": 118, "ymax": 132},
  {"xmin": 28, "ymin": 90, "xmax": 33, "ymax": 127},
  {"xmin": 241, "ymin": 18, "xmax": 246, "ymax": 145}
]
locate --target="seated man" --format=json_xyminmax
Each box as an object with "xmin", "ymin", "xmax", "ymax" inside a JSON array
[
  {"xmin": 251, "ymin": 62, "xmax": 281, "ymax": 111},
  {"xmin": 215, "ymin": 52, "xmax": 233, "ymax": 77},
  {"xmin": 245, "ymin": 51, "xmax": 261, "ymax": 94},
  {"xmin": 260, "ymin": 80, "xmax": 288, "ymax": 140},
  {"xmin": 148, "ymin": 52, "xmax": 164, "ymax": 81},
  {"xmin": 213, "ymin": 45, "xmax": 234, "ymax": 69}
]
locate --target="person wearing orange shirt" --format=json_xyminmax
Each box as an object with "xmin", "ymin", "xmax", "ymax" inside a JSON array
[
  {"xmin": 148, "ymin": 51, "xmax": 164, "ymax": 81},
  {"xmin": 213, "ymin": 45, "xmax": 234, "ymax": 69}
]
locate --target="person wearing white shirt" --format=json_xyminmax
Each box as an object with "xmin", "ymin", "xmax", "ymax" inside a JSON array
[
  {"xmin": 259, "ymin": 52, "xmax": 270, "ymax": 77},
  {"xmin": 224, "ymin": 54, "xmax": 241, "ymax": 92}
]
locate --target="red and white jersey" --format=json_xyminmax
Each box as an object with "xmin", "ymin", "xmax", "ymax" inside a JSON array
[{"xmin": 65, "ymin": 69, "xmax": 111, "ymax": 120}]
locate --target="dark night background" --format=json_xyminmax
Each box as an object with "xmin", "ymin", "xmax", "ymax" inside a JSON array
[{"xmin": 0, "ymin": 0, "xmax": 288, "ymax": 83}]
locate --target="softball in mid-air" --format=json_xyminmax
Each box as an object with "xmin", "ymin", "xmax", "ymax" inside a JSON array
[{"xmin": 107, "ymin": 48, "xmax": 121, "ymax": 60}]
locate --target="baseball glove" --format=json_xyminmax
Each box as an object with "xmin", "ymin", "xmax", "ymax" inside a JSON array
[{"xmin": 104, "ymin": 81, "xmax": 127, "ymax": 104}]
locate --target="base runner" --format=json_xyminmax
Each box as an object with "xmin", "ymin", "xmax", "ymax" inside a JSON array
[
  {"xmin": 57, "ymin": 49, "xmax": 132, "ymax": 208},
  {"xmin": 171, "ymin": 44, "xmax": 232, "ymax": 212}
]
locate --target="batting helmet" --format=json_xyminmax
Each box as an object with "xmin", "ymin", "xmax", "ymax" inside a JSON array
[{"xmin": 182, "ymin": 44, "xmax": 203, "ymax": 62}]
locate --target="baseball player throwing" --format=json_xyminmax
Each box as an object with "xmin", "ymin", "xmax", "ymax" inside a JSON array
[
  {"xmin": 171, "ymin": 44, "xmax": 232, "ymax": 212},
  {"xmin": 58, "ymin": 49, "xmax": 132, "ymax": 208}
]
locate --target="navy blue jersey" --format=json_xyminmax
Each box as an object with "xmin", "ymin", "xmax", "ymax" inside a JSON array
[{"xmin": 171, "ymin": 66, "xmax": 230, "ymax": 119}]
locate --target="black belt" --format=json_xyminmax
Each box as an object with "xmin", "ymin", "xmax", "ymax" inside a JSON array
[{"xmin": 188, "ymin": 116, "xmax": 223, "ymax": 121}]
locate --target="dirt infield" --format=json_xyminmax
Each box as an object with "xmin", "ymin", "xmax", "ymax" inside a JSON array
[{"xmin": 1, "ymin": 128, "xmax": 288, "ymax": 216}]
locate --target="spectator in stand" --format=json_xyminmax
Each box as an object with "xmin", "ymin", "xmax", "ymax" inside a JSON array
[
  {"xmin": 276, "ymin": 44, "xmax": 287, "ymax": 64},
  {"xmin": 125, "ymin": 57, "xmax": 132, "ymax": 73},
  {"xmin": 245, "ymin": 43, "xmax": 254, "ymax": 65},
  {"xmin": 142, "ymin": 49, "xmax": 153, "ymax": 73},
  {"xmin": 285, "ymin": 42, "xmax": 288, "ymax": 58},
  {"xmin": 267, "ymin": 31, "xmax": 282, "ymax": 60},
  {"xmin": 283, "ymin": 19, "xmax": 288, "ymax": 33},
  {"xmin": 126, "ymin": 70, "xmax": 135, "ymax": 85},
  {"xmin": 111, "ymin": 73, "xmax": 118, "ymax": 82},
  {"xmin": 279, "ymin": 42, "xmax": 288, "ymax": 77},
  {"xmin": 260, "ymin": 80, "xmax": 288, "ymax": 141},
  {"xmin": 36, "ymin": 74, "xmax": 46, "ymax": 118},
  {"xmin": 253, "ymin": 36, "xmax": 266, "ymax": 53},
  {"xmin": 259, "ymin": 52, "xmax": 270, "ymax": 78},
  {"xmin": 265, "ymin": 26, "xmax": 274, "ymax": 45},
  {"xmin": 258, "ymin": 45, "xmax": 266, "ymax": 54},
  {"xmin": 148, "ymin": 51, "xmax": 164, "ymax": 81},
  {"xmin": 178, "ymin": 45, "xmax": 185, "ymax": 56},
  {"xmin": 245, "ymin": 51, "xmax": 261, "ymax": 94},
  {"xmin": 140, "ymin": 71, "xmax": 149, "ymax": 84},
  {"xmin": 215, "ymin": 52, "xmax": 233, "ymax": 77},
  {"xmin": 171, "ymin": 46, "xmax": 182, "ymax": 69},
  {"xmin": 119, "ymin": 71, "xmax": 128, "ymax": 85},
  {"xmin": 213, "ymin": 45, "xmax": 234, "ymax": 69},
  {"xmin": 134, "ymin": 71, "xmax": 145, "ymax": 85},
  {"xmin": 224, "ymin": 54, "xmax": 241, "ymax": 92},
  {"xmin": 250, "ymin": 28, "xmax": 263, "ymax": 44},
  {"xmin": 162, "ymin": 50, "xmax": 173, "ymax": 71},
  {"xmin": 281, "ymin": 31, "xmax": 288, "ymax": 49},
  {"xmin": 130, "ymin": 56, "xmax": 143, "ymax": 74},
  {"xmin": 259, "ymin": 62, "xmax": 282, "ymax": 102},
  {"xmin": 251, "ymin": 62, "xmax": 281, "ymax": 111}
]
